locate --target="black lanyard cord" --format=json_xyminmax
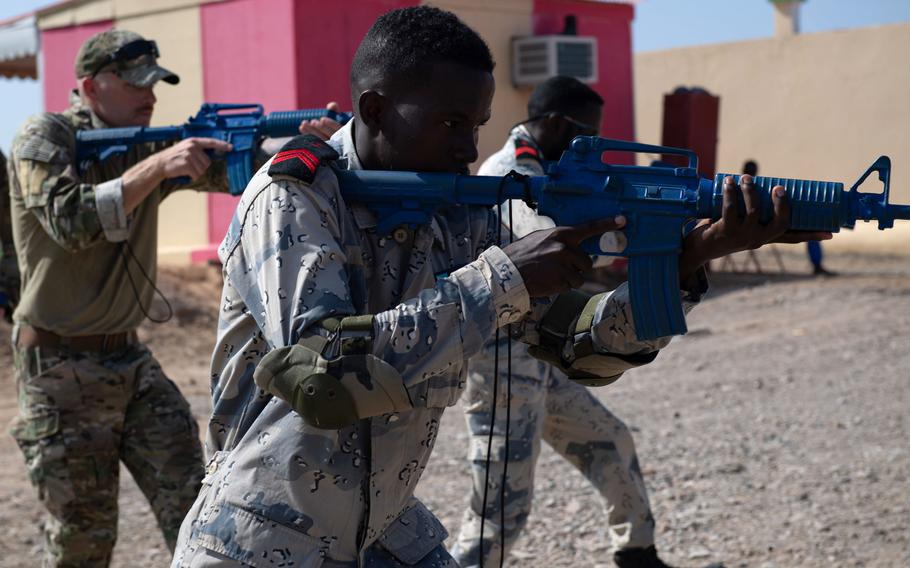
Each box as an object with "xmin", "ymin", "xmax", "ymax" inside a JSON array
[
  {"xmin": 479, "ymin": 171, "xmax": 527, "ymax": 567},
  {"xmin": 119, "ymin": 240, "xmax": 173, "ymax": 324}
]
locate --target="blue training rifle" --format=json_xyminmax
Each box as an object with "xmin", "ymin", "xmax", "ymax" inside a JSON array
[
  {"xmin": 76, "ymin": 102, "xmax": 352, "ymax": 194},
  {"xmin": 334, "ymin": 137, "xmax": 910, "ymax": 341}
]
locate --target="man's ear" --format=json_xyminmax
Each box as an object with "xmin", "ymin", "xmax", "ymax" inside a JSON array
[
  {"xmin": 357, "ymin": 89, "xmax": 387, "ymax": 133},
  {"xmin": 78, "ymin": 76, "xmax": 97, "ymax": 101}
]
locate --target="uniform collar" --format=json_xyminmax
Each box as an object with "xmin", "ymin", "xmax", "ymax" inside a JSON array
[
  {"xmin": 327, "ymin": 121, "xmax": 446, "ymax": 245},
  {"xmin": 328, "ymin": 120, "xmax": 363, "ymax": 171},
  {"xmin": 328, "ymin": 121, "xmax": 375, "ymax": 229}
]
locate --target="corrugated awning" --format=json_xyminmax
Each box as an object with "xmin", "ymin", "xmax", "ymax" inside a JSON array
[{"xmin": 0, "ymin": 15, "xmax": 38, "ymax": 80}]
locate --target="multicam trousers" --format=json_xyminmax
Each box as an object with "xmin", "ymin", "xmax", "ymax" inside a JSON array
[
  {"xmin": 451, "ymin": 344, "xmax": 655, "ymax": 567},
  {"xmin": 9, "ymin": 339, "xmax": 205, "ymax": 567}
]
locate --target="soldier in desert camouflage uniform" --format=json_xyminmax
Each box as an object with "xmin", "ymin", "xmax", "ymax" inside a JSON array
[
  {"xmin": 0, "ymin": 149, "xmax": 19, "ymax": 322},
  {"xmin": 170, "ymin": 7, "xmax": 825, "ymax": 568},
  {"xmin": 452, "ymin": 77, "xmax": 678, "ymax": 568},
  {"xmin": 6, "ymin": 30, "xmax": 234, "ymax": 567}
]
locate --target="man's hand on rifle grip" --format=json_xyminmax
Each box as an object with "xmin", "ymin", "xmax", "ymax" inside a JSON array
[
  {"xmin": 503, "ymin": 216, "xmax": 627, "ymax": 298},
  {"xmin": 154, "ymin": 137, "xmax": 233, "ymax": 181},
  {"xmin": 121, "ymin": 137, "xmax": 232, "ymax": 214}
]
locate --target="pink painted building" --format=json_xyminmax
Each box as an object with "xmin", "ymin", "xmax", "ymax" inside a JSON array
[{"xmin": 24, "ymin": 0, "xmax": 636, "ymax": 263}]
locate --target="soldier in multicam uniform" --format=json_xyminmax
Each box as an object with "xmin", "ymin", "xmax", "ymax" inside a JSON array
[
  {"xmin": 171, "ymin": 7, "xmax": 825, "ymax": 568},
  {"xmin": 0, "ymin": 149, "xmax": 19, "ymax": 322},
  {"xmin": 451, "ymin": 77, "xmax": 682, "ymax": 568},
  {"xmin": 6, "ymin": 30, "xmax": 235, "ymax": 567}
]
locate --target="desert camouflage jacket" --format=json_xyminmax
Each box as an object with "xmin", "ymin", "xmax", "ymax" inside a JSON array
[
  {"xmin": 478, "ymin": 125, "xmax": 555, "ymax": 238},
  {"xmin": 184, "ymin": 121, "xmax": 676, "ymax": 565}
]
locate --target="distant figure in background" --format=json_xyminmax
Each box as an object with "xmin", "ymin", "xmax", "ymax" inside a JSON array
[
  {"xmin": 742, "ymin": 160, "xmax": 834, "ymax": 276},
  {"xmin": 806, "ymin": 240, "xmax": 835, "ymax": 276},
  {"xmin": 741, "ymin": 160, "xmax": 758, "ymax": 178}
]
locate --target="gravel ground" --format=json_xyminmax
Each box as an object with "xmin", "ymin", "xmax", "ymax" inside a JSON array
[{"xmin": 0, "ymin": 248, "xmax": 908, "ymax": 567}]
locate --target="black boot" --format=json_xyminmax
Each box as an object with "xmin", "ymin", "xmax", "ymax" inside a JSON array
[
  {"xmin": 614, "ymin": 547, "xmax": 674, "ymax": 568},
  {"xmin": 614, "ymin": 546, "xmax": 724, "ymax": 568},
  {"xmin": 813, "ymin": 264, "xmax": 837, "ymax": 277}
]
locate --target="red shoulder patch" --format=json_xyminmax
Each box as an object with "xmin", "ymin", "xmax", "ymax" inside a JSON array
[
  {"xmin": 268, "ymin": 134, "xmax": 339, "ymax": 183},
  {"xmin": 514, "ymin": 138, "xmax": 541, "ymax": 161}
]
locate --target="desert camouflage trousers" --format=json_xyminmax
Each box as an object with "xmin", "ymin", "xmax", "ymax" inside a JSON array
[
  {"xmin": 8, "ymin": 339, "xmax": 205, "ymax": 567},
  {"xmin": 174, "ymin": 477, "xmax": 458, "ymax": 568},
  {"xmin": 451, "ymin": 346, "xmax": 655, "ymax": 567}
]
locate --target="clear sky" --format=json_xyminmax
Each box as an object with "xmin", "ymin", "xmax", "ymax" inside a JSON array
[
  {"xmin": 2, "ymin": 0, "xmax": 910, "ymax": 152},
  {"xmin": 632, "ymin": 0, "xmax": 910, "ymax": 52}
]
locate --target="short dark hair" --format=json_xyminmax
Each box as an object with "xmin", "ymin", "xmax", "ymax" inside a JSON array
[
  {"xmin": 350, "ymin": 6, "xmax": 494, "ymax": 102},
  {"xmin": 527, "ymin": 76, "xmax": 603, "ymax": 118},
  {"xmin": 742, "ymin": 160, "xmax": 758, "ymax": 176}
]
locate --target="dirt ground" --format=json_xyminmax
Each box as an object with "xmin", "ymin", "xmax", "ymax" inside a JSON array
[{"xmin": 0, "ymin": 247, "xmax": 908, "ymax": 568}]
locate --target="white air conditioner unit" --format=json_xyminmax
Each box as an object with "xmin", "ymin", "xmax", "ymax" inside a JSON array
[{"xmin": 511, "ymin": 35, "xmax": 598, "ymax": 87}]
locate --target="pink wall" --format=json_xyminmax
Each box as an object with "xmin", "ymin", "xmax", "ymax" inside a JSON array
[
  {"xmin": 41, "ymin": 21, "xmax": 113, "ymax": 112},
  {"xmin": 292, "ymin": 0, "xmax": 418, "ymax": 109},
  {"xmin": 533, "ymin": 0, "xmax": 635, "ymax": 165},
  {"xmin": 201, "ymin": 0, "xmax": 300, "ymax": 110},
  {"xmin": 198, "ymin": 0, "xmax": 300, "ymax": 261},
  {"xmin": 196, "ymin": 0, "xmax": 416, "ymax": 261},
  {"xmin": 196, "ymin": 0, "xmax": 633, "ymax": 261}
]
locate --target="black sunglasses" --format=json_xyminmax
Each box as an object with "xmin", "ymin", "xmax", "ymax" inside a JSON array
[{"xmin": 90, "ymin": 39, "xmax": 160, "ymax": 78}]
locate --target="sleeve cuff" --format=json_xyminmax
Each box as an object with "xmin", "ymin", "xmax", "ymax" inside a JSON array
[
  {"xmin": 94, "ymin": 178, "xmax": 129, "ymax": 242},
  {"xmin": 474, "ymin": 245, "xmax": 531, "ymax": 327},
  {"xmin": 449, "ymin": 245, "xmax": 530, "ymax": 333}
]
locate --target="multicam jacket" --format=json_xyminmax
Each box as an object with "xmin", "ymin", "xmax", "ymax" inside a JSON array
[
  {"xmin": 7, "ymin": 92, "xmax": 225, "ymax": 335},
  {"xmin": 176, "ymin": 121, "xmax": 677, "ymax": 566}
]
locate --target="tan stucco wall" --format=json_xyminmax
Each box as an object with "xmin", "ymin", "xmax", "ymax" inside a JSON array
[
  {"xmin": 428, "ymin": 0, "xmax": 534, "ymax": 172},
  {"xmin": 635, "ymin": 22, "xmax": 910, "ymax": 251},
  {"xmin": 115, "ymin": 5, "xmax": 209, "ymax": 264},
  {"xmin": 39, "ymin": 0, "xmax": 115, "ymax": 29},
  {"xmin": 112, "ymin": 0, "xmax": 220, "ymax": 19},
  {"xmin": 38, "ymin": 0, "xmax": 222, "ymax": 29}
]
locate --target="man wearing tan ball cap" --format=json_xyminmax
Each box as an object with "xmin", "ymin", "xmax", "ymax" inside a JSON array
[
  {"xmin": 6, "ymin": 28, "xmax": 231, "ymax": 567},
  {"xmin": 6, "ymin": 28, "xmax": 345, "ymax": 566},
  {"xmin": 75, "ymin": 29, "xmax": 180, "ymax": 88}
]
